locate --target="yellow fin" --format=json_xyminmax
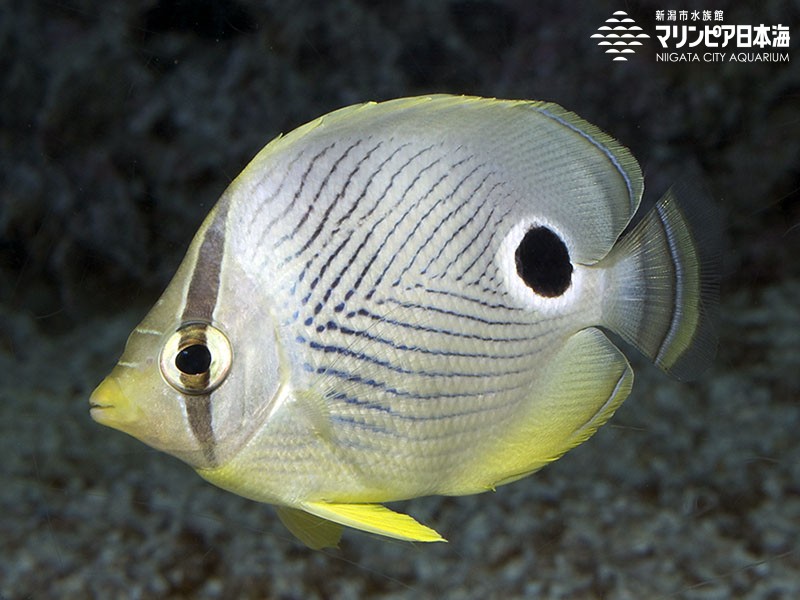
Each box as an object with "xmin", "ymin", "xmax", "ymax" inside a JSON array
[
  {"xmin": 301, "ymin": 501, "xmax": 446, "ymax": 543},
  {"xmin": 472, "ymin": 327, "xmax": 633, "ymax": 490},
  {"xmin": 276, "ymin": 506, "xmax": 343, "ymax": 550}
]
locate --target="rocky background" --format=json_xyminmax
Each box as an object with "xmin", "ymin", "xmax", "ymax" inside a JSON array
[{"xmin": 2, "ymin": 0, "xmax": 799, "ymax": 598}]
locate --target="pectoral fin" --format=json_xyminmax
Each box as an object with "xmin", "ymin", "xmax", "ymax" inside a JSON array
[
  {"xmin": 276, "ymin": 506, "xmax": 343, "ymax": 549},
  {"xmin": 301, "ymin": 501, "xmax": 446, "ymax": 543}
]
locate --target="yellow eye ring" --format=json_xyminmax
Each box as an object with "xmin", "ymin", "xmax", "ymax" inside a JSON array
[{"xmin": 159, "ymin": 322, "xmax": 232, "ymax": 395}]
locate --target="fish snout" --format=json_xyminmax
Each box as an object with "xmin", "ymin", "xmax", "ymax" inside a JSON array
[{"xmin": 89, "ymin": 375, "xmax": 136, "ymax": 428}]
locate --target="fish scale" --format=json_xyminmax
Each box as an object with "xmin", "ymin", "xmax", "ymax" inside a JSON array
[{"xmin": 90, "ymin": 95, "xmax": 720, "ymax": 548}]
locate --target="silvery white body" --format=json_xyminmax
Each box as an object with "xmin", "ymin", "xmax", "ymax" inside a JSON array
[
  {"xmin": 214, "ymin": 97, "xmax": 631, "ymax": 499},
  {"xmin": 91, "ymin": 96, "xmax": 717, "ymax": 544}
]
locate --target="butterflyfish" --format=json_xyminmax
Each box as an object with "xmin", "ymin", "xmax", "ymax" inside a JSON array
[{"xmin": 90, "ymin": 95, "xmax": 719, "ymax": 548}]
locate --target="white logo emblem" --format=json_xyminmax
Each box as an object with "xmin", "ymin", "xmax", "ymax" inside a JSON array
[{"xmin": 591, "ymin": 10, "xmax": 650, "ymax": 61}]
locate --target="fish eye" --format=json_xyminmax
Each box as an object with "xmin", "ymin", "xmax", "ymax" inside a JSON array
[
  {"xmin": 175, "ymin": 344, "xmax": 212, "ymax": 375},
  {"xmin": 514, "ymin": 226, "xmax": 573, "ymax": 297},
  {"xmin": 160, "ymin": 322, "xmax": 232, "ymax": 395}
]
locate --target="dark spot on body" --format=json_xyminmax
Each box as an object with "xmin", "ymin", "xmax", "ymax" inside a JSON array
[{"xmin": 515, "ymin": 226, "xmax": 572, "ymax": 297}]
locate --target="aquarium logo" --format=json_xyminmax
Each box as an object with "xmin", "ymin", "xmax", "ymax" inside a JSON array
[
  {"xmin": 653, "ymin": 9, "xmax": 791, "ymax": 63},
  {"xmin": 591, "ymin": 11, "xmax": 650, "ymax": 61}
]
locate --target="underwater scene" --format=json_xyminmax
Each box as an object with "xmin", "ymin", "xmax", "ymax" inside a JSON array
[{"xmin": 2, "ymin": 1, "xmax": 799, "ymax": 598}]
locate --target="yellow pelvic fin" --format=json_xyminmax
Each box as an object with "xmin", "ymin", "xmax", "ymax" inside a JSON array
[
  {"xmin": 276, "ymin": 506, "xmax": 343, "ymax": 550},
  {"xmin": 301, "ymin": 501, "xmax": 446, "ymax": 543}
]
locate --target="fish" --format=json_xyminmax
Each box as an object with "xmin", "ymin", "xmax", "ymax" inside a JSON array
[{"xmin": 89, "ymin": 95, "xmax": 720, "ymax": 549}]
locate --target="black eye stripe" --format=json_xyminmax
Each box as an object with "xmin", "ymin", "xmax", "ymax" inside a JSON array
[
  {"xmin": 182, "ymin": 197, "xmax": 230, "ymax": 324},
  {"xmin": 515, "ymin": 226, "xmax": 573, "ymax": 297}
]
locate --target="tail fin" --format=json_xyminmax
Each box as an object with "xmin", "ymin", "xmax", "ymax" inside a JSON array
[{"xmin": 598, "ymin": 183, "xmax": 721, "ymax": 381}]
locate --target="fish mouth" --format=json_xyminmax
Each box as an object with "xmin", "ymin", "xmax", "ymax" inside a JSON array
[
  {"xmin": 88, "ymin": 376, "xmax": 125, "ymax": 425},
  {"xmin": 89, "ymin": 399, "xmax": 115, "ymax": 423}
]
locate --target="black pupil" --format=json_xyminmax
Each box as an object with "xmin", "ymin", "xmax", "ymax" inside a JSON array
[
  {"xmin": 515, "ymin": 226, "xmax": 573, "ymax": 297},
  {"xmin": 175, "ymin": 344, "xmax": 212, "ymax": 375}
]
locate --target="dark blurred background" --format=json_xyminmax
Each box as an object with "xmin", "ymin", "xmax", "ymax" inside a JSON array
[
  {"xmin": 2, "ymin": 1, "xmax": 799, "ymax": 598},
  {"xmin": 3, "ymin": 0, "xmax": 798, "ymax": 327}
]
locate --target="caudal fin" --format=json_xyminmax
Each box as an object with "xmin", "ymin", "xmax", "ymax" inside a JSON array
[{"xmin": 599, "ymin": 184, "xmax": 721, "ymax": 381}]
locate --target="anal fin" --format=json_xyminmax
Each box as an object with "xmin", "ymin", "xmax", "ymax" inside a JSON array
[
  {"xmin": 301, "ymin": 501, "xmax": 446, "ymax": 543},
  {"xmin": 474, "ymin": 327, "xmax": 633, "ymax": 489}
]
